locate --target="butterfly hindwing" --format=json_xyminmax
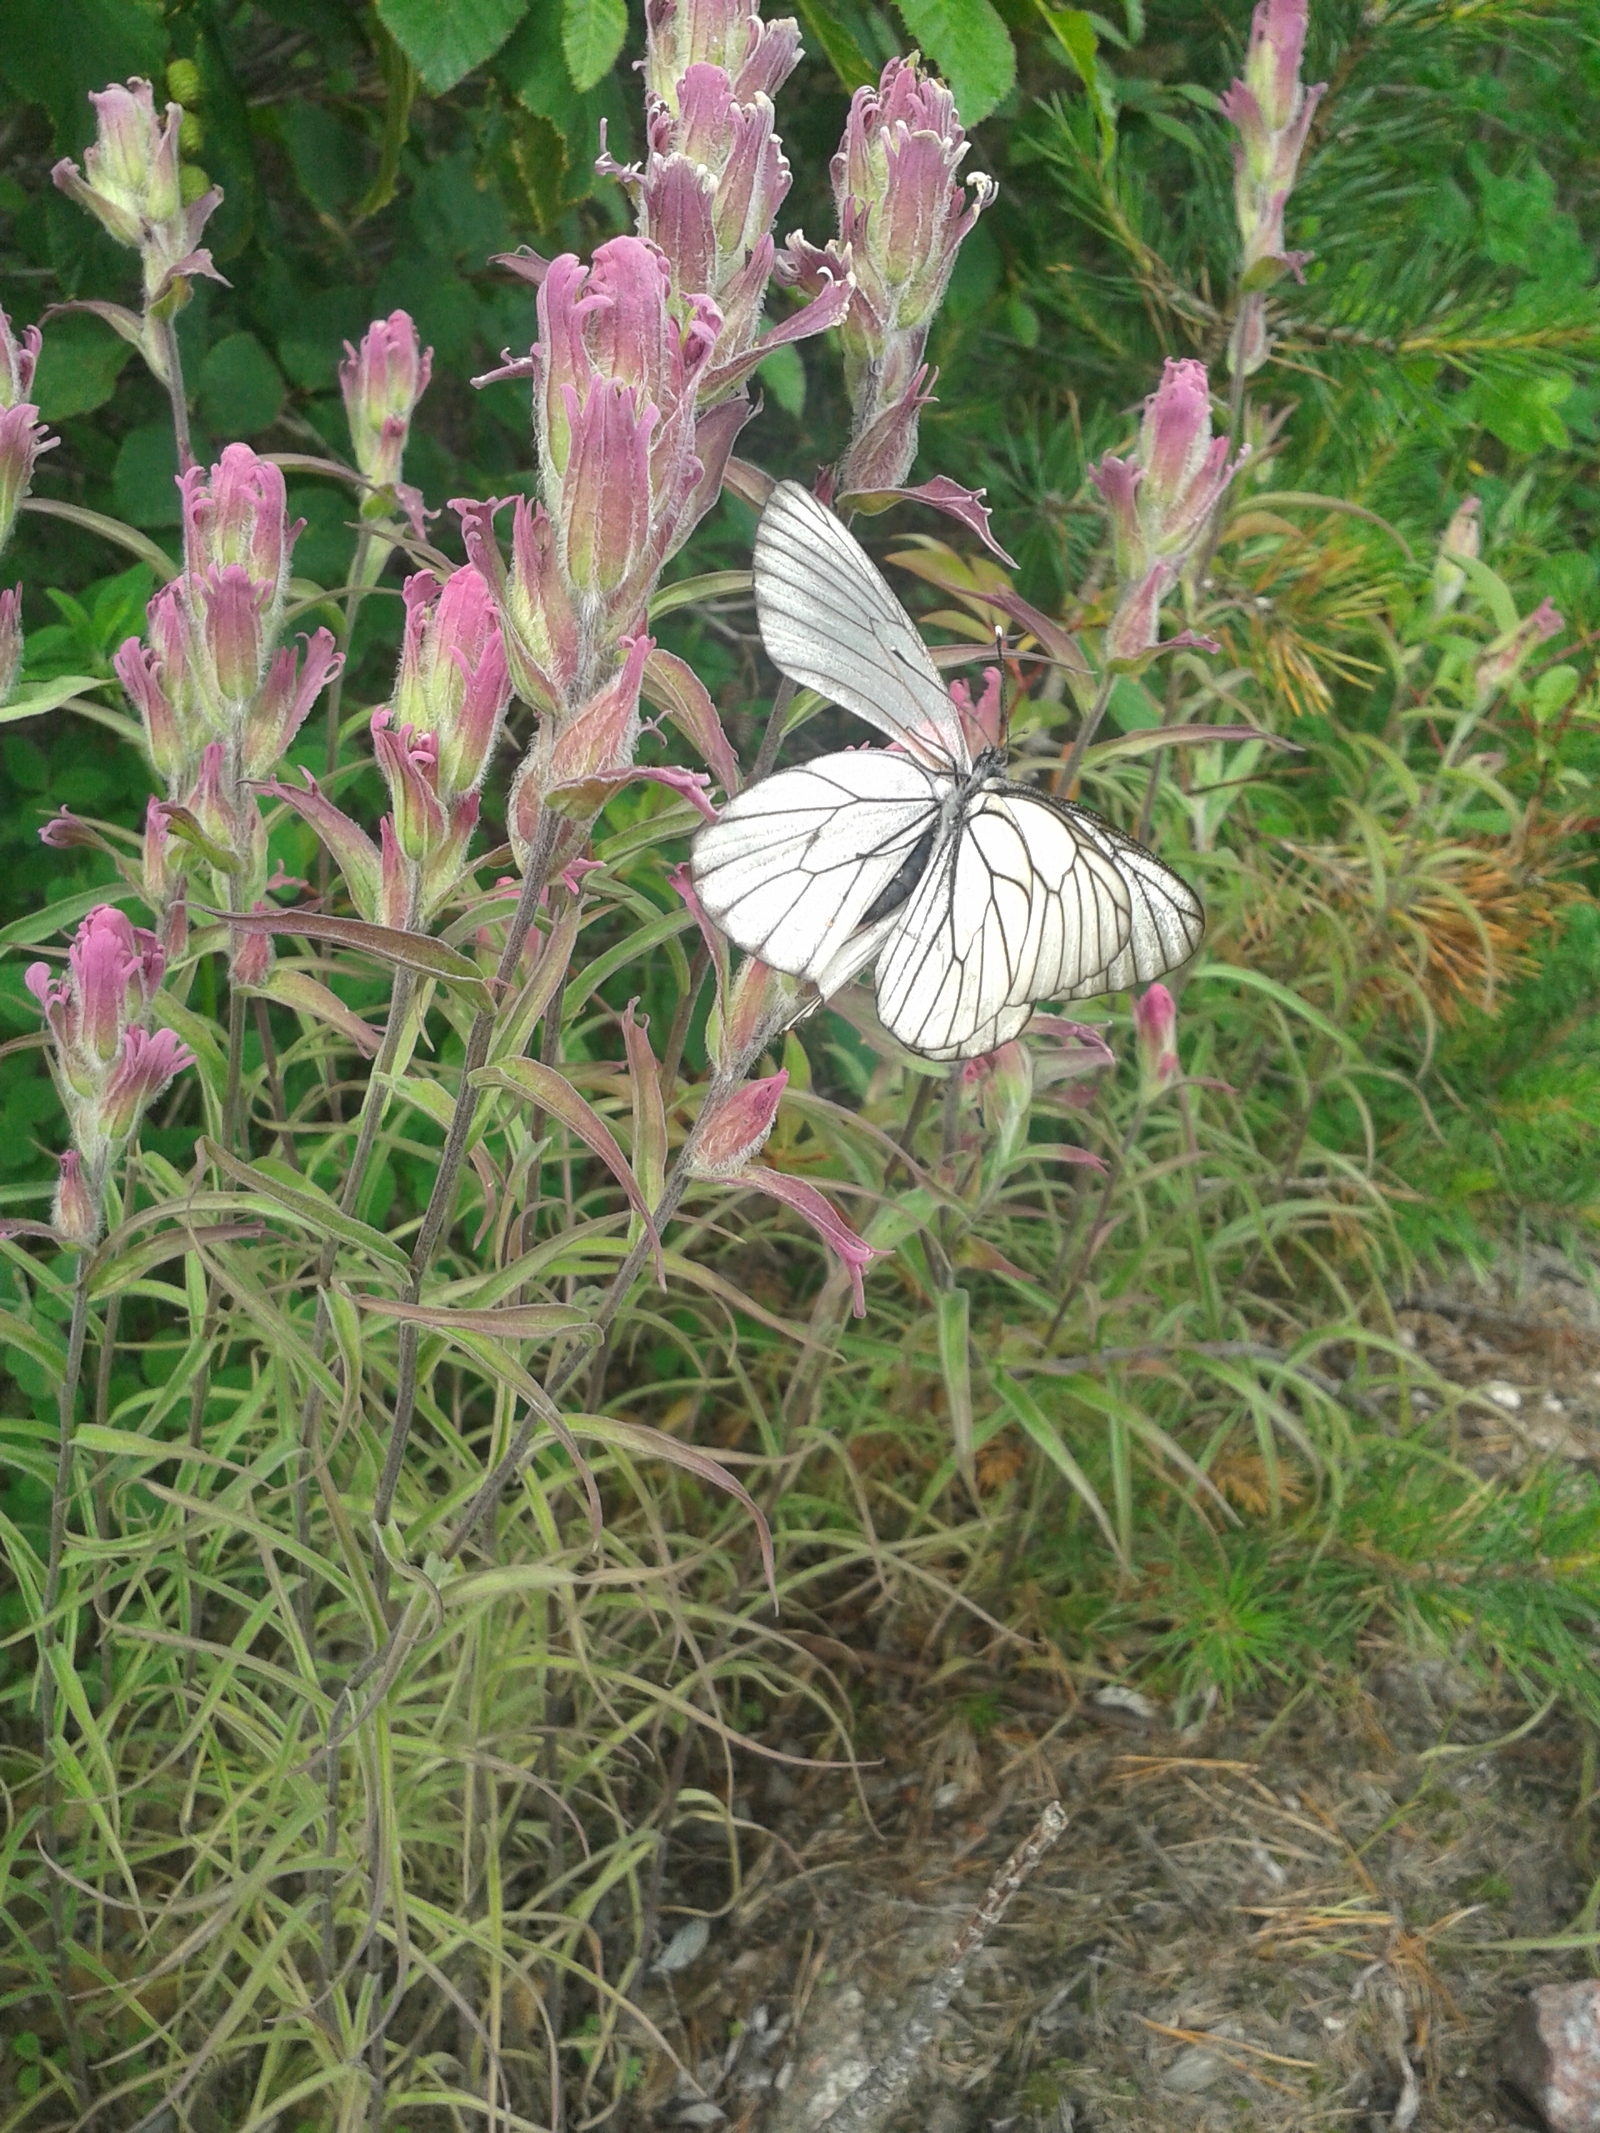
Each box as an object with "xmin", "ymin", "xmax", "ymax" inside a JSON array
[
  {"xmin": 690, "ymin": 749, "xmax": 944, "ymax": 985},
  {"xmin": 755, "ymin": 481, "xmax": 970, "ymax": 774},
  {"xmin": 871, "ymin": 786, "xmax": 1203, "ymax": 1059}
]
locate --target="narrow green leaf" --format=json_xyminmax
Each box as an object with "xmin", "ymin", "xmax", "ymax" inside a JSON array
[
  {"xmin": 896, "ymin": 0, "xmax": 1016, "ymax": 124},
  {"xmin": 0, "ymin": 882, "xmax": 143, "ymax": 949},
  {"xmin": 648, "ymin": 570, "xmax": 754, "ymax": 621},
  {"xmin": 561, "ymin": 0, "xmax": 627, "ymax": 91},
  {"xmin": 471, "ymin": 1059, "xmax": 663, "ymax": 1273},
  {"xmin": 201, "ymin": 1141, "xmax": 409, "ymax": 1268},
  {"xmin": 936, "ymin": 1286, "xmax": 974, "ymax": 1479},
  {"xmin": 793, "ymin": 0, "xmax": 878, "ymax": 88},
  {"xmin": 995, "ymin": 1372, "xmax": 1126, "ymax": 1568},
  {"xmin": 20, "ymin": 498, "xmax": 177, "ymax": 580},
  {"xmin": 197, "ymin": 905, "xmax": 492, "ymax": 1009},
  {"xmin": 345, "ymin": 1291, "xmax": 595, "ymax": 1340},
  {"xmin": 1084, "ymin": 722, "xmax": 1299, "ymax": 765},
  {"xmin": 0, "ymin": 676, "xmax": 115, "ymax": 726}
]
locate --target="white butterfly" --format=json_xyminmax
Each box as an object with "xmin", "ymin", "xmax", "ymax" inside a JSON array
[{"xmin": 690, "ymin": 481, "xmax": 1204, "ymax": 1061}]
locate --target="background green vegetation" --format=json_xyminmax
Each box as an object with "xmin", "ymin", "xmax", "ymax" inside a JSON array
[{"xmin": 1, "ymin": 0, "xmax": 1599, "ymax": 2122}]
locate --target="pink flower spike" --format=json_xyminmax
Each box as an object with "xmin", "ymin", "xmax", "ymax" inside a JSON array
[
  {"xmin": 692, "ymin": 1069, "xmax": 788, "ymax": 1176},
  {"xmin": 200, "ymin": 562, "xmax": 268, "ymax": 704},
  {"xmin": 1133, "ymin": 983, "xmax": 1180, "ymax": 1098},
  {"xmin": 1244, "ymin": 0, "xmax": 1311, "ymax": 135},
  {"xmin": 180, "ymin": 445, "xmax": 297, "ymax": 616},
  {"xmin": 735, "ymin": 1167, "xmax": 885, "ymax": 1316},
  {"xmin": 340, "ymin": 310, "xmax": 432, "ymax": 491}
]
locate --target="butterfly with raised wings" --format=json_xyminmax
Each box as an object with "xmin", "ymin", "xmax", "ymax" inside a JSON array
[{"xmin": 690, "ymin": 481, "xmax": 1204, "ymax": 1061}]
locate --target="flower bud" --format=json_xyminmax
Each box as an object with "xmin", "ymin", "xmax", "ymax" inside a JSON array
[
  {"xmin": 180, "ymin": 445, "xmax": 299, "ymax": 631},
  {"xmin": 51, "ymin": 78, "xmax": 223, "ymax": 305},
  {"xmin": 341, "ymin": 311, "xmax": 432, "ymax": 493},
  {"xmin": 52, "ymin": 1150, "xmax": 100, "ymax": 1247},
  {"xmin": 1221, "ymin": 0, "xmax": 1325, "ymax": 375},
  {"xmin": 0, "ymin": 583, "xmax": 20, "ymax": 706},
  {"xmin": 0, "ymin": 400, "xmax": 56, "ymax": 560},
  {"xmin": 372, "ymin": 710, "xmax": 449, "ymax": 863},
  {"xmin": 1431, "ymin": 495, "xmax": 1481, "ymax": 620},
  {"xmin": 241, "ymin": 628, "xmax": 342, "ymax": 781},
  {"xmin": 1474, "ymin": 598, "xmax": 1562, "ymax": 710},
  {"xmin": 691, "ymin": 1069, "xmax": 787, "ymax": 1175},
  {"xmin": 115, "ymin": 584, "xmax": 204, "ymax": 784},
  {"xmin": 972, "ymin": 1039, "xmax": 1033, "ymax": 1166},
  {"xmin": 711, "ymin": 953, "xmax": 805, "ymax": 1071},
  {"xmin": 0, "ymin": 306, "xmax": 42, "ymax": 410},
  {"xmin": 456, "ymin": 495, "xmax": 581, "ymax": 720},
  {"xmin": 1103, "ymin": 560, "xmax": 1177, "ymax": 664},
  {"xmin": 390, "ymin": 567, "xmax": 511, "ymax": 800},
  {"xmin": 230, "ymin": 904, "xmax": 273, "ymax": 988},
  {"xmin": 1133, "ymin": 983, "xmax": 1180, "ymax": 1099},
  {"xmin": 98, "ymin": 1025, "xmax": 192, "ymax": 1142}
]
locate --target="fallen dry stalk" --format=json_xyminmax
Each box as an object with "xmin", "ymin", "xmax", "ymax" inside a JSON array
[{"xmin": 821, "ymin": 1800, "xmax": 1068, "ymax": 2133}]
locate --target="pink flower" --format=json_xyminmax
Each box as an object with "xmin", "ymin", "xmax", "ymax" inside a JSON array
[
  {"xmin": 456, "ymin": 495, "xmax": 581, "ymax": 721},
  {"xmin": 0, "ymin": 399, "xmax": 56, "ymax": 559},
  {"xmin": 340, "ymin": 311, "xmax": 432, "ymax": 493},
  {"xmin": 52, "ymin": 1150, "xmax": 99, "ymax": 1246},
  {"xmin": 1221, "ymin": 0, "xmax": 1326, "ymax": 373},
  {"xmin": 372, "ymin": 708, "xmax": 449, "ymax": 863},
  {"xmin": 642, "ymin": 0, "xmax": 800, "ymax": 108},
  {"xmin": 241, "ymin": 628, "xmax": 342, "ymax": 780},
  {"xmin": 51, "ymin": 78, "xmax": 223, "ymax": 303},
  {"xmin": 1474, "ymin": 598, "xmax": 1563, "ymax": 709},
  {"xmin": 1132, "ymin": 983, "xmax": 1180, "ymax": 1098},
  {"xmin": 99, "ymin": 1025, "xmax": 194, "ymax": 1140},
  {"xmin": 543, "ymin": 633, "xmax": 652, "ymax": 815},
  {"xmin": 691, "ymin": 1069, "xmax": 787, "ymax": 1175},
  {"xmin": 390, "ymin": 567, "xmax": 510, "ymax": 800},
  {"xmin": 115, "ymin": 584, "xmax": 204, "ymax": 783},
  {"xmin": 0, "ymin": 305, "xmax": 42, "ymax": 410},
  {"xmin": 180, "ymin": 445, "xmax": 298, "ymax": 618}
]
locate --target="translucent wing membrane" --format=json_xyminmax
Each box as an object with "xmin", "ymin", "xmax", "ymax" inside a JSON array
[
  {"xmin": 754, "ymin": 481, "xmax": 970, "ymax": 773},
  {"xmin": 691, "ymin": 749, "xmax": 945, "ymax": 984},
  {"xmin": 872, "ymin": 786, "xmax": 1204, "ymax": 1060}
]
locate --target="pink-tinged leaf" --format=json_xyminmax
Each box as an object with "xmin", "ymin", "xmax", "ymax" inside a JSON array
[
  {"xmin": 194, "ymin": 904, "xmax": 493, "ymax": 1008},
  {"xmin": 553, "ymin": 763, "xmax": 718, "ymax": 822},
  {"xmin": 643, "ymin": 648, "xmax": 741, "ymax": 793},
  {"xmin": 571, "ymin": 1413, "xmax": 776, "ymax": 1603},
  {"xmin": 0, "ymin": 1218, "xmax": 64, "ymax": 1242},
  {"xmin": 725, "ymin": 1167, "xmax": 886, "ymax": 1317},
  {"xmin": 724, "ymin": 457, "xmax": 776, "ymax": 508},
  {"xmin": 343, "ymin": 1290, "xmax": 595, "ymax": 1340},
  {"xmin": 1029, "ymin": 1142, "xmax": 1108, "ymax": 1172},
  {"xmin": 255, "ymin": 966, "xmax": 383, "ymax": 1058},
  {"xmin": 982, "ymin": 589, "xmax": 1090, "ymax": 673},
  {"xmin": 1082, "ymin": 722, "xmax": 1299, "ymax": 766},
  {"xmin": 952, "ymin": 1234, "xmax": 1035, "ymax": 1283},
  {"xmin": 700, "ymin": 273, "xmax": 855, "ymax": 401},
  {"xmin": 471, "ymin": 1057, "xmax": 664, "ymax": 1281},
  {"xmin": 840, "ymin": 475, "xmax": 1017, "ymax": 566}
]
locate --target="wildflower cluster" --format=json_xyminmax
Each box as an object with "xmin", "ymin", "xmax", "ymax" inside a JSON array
[
  {"xmin": 26, "ymin": 907, "xmax": 192, "ymax": 1242},
  {"xmin": 1088, "ymin": 357, "xmax": 1242, "ymax": 662},
  {"xmin": 1222, "ymin": 0, "xmax": 1325, "ymax": 376},
  {"xmin": 782, "ymin": 55, "xmax": 995, "ymax": 496},
  {"xmin": 114, "ymin": 443, "xmax": 341, "ymax": 958},
  {"xmin": 0, "ymin": 302, "xmax": 54, "ymax": 703}
]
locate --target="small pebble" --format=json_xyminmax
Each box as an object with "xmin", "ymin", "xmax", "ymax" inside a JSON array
[{"xmin": 1484, "ymin": 1381, "xmax": 1523, "ymax": 1412}]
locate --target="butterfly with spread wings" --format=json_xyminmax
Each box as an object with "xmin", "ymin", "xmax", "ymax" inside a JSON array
[{"xmin": 690, "ymin": 481, "xmax": 1204, "ymax": 1061}]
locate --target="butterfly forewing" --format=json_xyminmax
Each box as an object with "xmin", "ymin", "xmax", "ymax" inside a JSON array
[
  {"xmin": 755, "ymin": 481, "xmax": 970, "ymax": 774},
  {"xmin": 691, "ymin": 750, "xmax": 944, "ymax": 985}
]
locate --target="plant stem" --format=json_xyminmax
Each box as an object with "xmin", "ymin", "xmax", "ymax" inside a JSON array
[
  {"xmin": 1058, "ymin": 669, "xmax": 1118, "ymax": 794},
  {"xmin": 749, "ymin": 675, "xmax": 797, "ymax": 785},
  {"xmin": 39, "ymin": 1256, "xmax": 95, "ymax": 2112},
  {"xmin": 371, "ymin": 813, "xmax": 560, "ymax": 1554},
  {"xmin": 253, "ymin": 997, "xmax": 300, "ymax": 1168},
  {"xmin": 327, "ymin": 525, "xmax": 379, "ymax": 779},
  {"xmin": 153, "ymin": 310, "xmax": 194, "ymax": 472}
]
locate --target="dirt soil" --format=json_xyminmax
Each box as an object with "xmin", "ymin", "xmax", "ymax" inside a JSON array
[{"xmin": 628, "ymin": 1254, "xmax": 1600, "ymax": 2133}]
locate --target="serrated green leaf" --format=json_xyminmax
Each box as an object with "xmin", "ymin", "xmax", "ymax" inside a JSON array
[
  {"xmin": 561, "ymin": 0, "xmax": 627, "ymax": 92},
  {"xmin": 376, "ymin": 0, "xmax": 530, "ymax": 93},
  {"xmin": 895, "ymin": 0, "xmax": 1015, "ymax": 124}
]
